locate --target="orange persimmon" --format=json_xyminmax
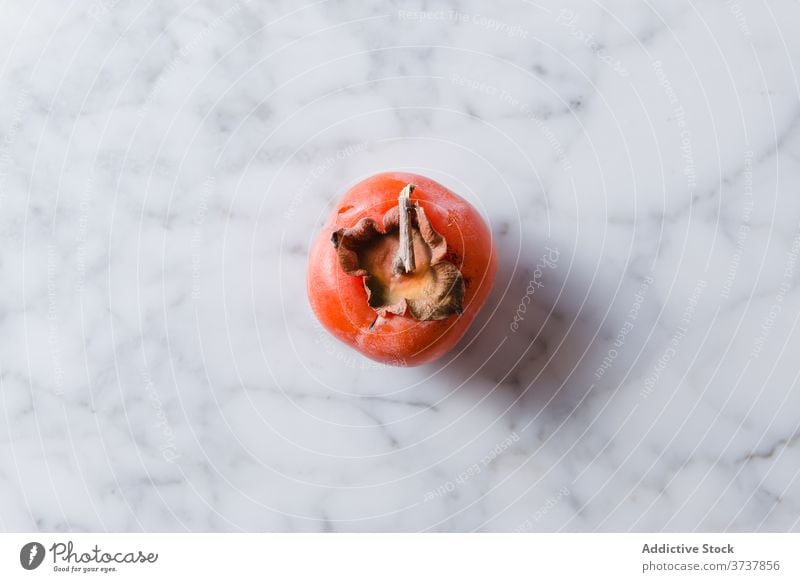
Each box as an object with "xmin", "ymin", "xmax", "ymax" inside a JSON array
[{"xmin": 307, "ymin": 172, "xmax": 497, "ymax": 366}]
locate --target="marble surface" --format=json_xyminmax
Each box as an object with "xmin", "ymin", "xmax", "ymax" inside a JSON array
[{"xmin": 1, "ymin": 0, "xmax": 799, "ymax": 532}]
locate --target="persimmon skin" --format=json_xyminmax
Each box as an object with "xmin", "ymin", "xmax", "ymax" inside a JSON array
[{"xmin": 307, "ymin": 172, "xmax": 497, "ymax": 366}]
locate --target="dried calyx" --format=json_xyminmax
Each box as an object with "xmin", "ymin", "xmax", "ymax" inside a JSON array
[{"xmin": 331, "ymin": 184, "xmax": 465, "ymax": 321}]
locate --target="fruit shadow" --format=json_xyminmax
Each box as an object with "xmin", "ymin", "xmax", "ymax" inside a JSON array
[{"xmin": 444, "ymin": 237, "xmax": 623, "ymax": 426}]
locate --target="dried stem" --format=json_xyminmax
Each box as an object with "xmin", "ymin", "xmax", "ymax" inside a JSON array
[
  {"xmin": 331, "ymin": 183, "xmax": 465, "ymax": 321},
  {"xmin": 393, "ymin": 184, "xmax": 416, "ymax": 275}
]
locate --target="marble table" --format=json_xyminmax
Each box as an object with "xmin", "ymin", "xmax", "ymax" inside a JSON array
[{"xmin": 1, "ymin": 0, "xmax": 799, "ymax": 532}]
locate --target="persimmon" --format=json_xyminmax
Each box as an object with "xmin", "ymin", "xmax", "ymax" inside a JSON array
[{"xmin": 307, "ymin": 172, "xmax": 497, "ymax": 366}]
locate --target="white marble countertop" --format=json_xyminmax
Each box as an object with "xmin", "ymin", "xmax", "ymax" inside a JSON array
[{"xmin": 1, "ymin": 0, "xmax": 799, "ymax": 532}]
